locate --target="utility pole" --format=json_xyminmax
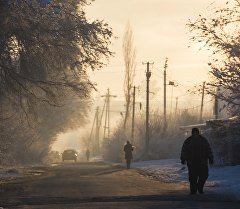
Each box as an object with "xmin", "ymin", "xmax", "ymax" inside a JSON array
[
  {"xmin": 94, "ymin": 98, "xmax": 107, "ymax": 155},
  {"xmin": 102, "ymin": 88, "xmax": 117, "ymax": 140},
  {"xmin": 89, "ymin": 108, "xmax": 97, "ymax": 152},
  {"xmin": 163, "ymin": 58, "xmax": 168, "ymax": 132},
  {"xmin": 131, "ymin": 86, "xmax": 136, "ymax": 142},
  {"xmin": 95, "ymin": 106, "xmax": 99, "ymax": 154},
  {"xmin": 214, "ymin": 87, "xmax": 219, "ymax": 119},
  {"xmin": 170, "ymin": 85, "xmax": 174, "ymax": 117},
  {"xmin": 103, "ymin": 89, "xmax": 109, "ymax": 140},
  {"xmin": 143, "ymin": 62, "xmax": 153, "ymax": 155},
  {"xmin": 168, "ymin": 81, "xmax": 176, "ymax": 119},
  {"xmin": 107, "ymin": 89, "xmax": 110, "ymax": 139},
  {"xmin": 103, "ymin": 93, "xmax": 108, "ymax": 139},
  {"xmin": 175, "ymin": 97, "xmax": 178, "ymax": 116},
  {"xmin": 200, "ymin": 81, "xmax": 206, "ymax": 122}
]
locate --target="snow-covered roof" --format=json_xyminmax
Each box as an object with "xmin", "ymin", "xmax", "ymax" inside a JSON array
[{"xmin": 179, "ymin": 123, "xmax": 206, "ymax": 131}]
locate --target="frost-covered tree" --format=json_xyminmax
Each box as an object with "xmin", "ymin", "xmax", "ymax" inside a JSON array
[
  {"xmin": 188, "ymin": 0, "xmax": 240, "ymax": 114},
  {"xmin": 0, "ymin": 0, "xmax": 112, "ymax": 112},
  {"xmin": 0, "ymin": 0, "xmax": 112, "ymax": 165}
]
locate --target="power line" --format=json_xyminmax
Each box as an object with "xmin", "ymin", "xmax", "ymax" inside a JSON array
[
  {"xmin": 178, "ymin": 99, "xmax": 213, "ymax": 111},
  {"xmin": 91, "ymin": 67, "xmax": 145, "ymax": 74}
]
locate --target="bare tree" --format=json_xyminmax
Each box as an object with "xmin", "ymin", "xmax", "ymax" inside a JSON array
[{"xmin": 122, "ymin": 23, "xmax": 136, "ymax": 128}]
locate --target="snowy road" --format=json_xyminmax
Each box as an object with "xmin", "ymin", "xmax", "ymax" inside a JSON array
[
  {"xmin": 132, "ymin": 159, "xmax": 240, "ymax": 200},
  {"xmin": 0, "ymin": 162, "xmax": 239, "ymax": 209}
]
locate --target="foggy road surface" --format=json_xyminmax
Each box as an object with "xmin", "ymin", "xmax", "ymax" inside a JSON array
[{"xmin": 0, "ymin": 162, "xmax": 239, "ymax": 209}]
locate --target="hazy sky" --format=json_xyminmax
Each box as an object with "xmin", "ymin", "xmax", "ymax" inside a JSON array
[
  {"xmin": 53, "ymin": 0, "xmax": 225, "ymax": 151},
  {"xmin": 87, "ymin": 0, "xmax": 224, "ymax": 98}
]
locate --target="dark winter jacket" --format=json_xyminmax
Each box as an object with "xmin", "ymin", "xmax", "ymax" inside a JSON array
[
  {"xmin": 181, "ymin": 135, "xmax": 214, "ymax": 166},
  {"xmin": 124, "ymin": 143, "xmax": 134, "ymax": 160}
]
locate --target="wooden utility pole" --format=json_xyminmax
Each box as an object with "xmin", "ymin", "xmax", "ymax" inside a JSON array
[
  {"xmin": 103, "ymin": 93, "xmax": 108, "ymax": 139},
  {"xmin": 131, "ymin": 86, "xmax": 136, "ymax": 141},
  {"xmin": 168, "ymin": 81, "xmax": 176, "ymax": 119},
  {"xmin": 89, "ymin": 98, "xmax": 108, "ymax": 156},
  {"xmin": 95, "ymin": 107, "xmax": 99, "ymax": 154},
  {"xmin": 200, "ymin": 81, "xmax": 206, "ymax": 122},
  {"xmin": 107, "ymin": 90, "xmax": 110, "ymax": 139},
  {"xmin": 102, "ymin": 88, "xmax": 117, "ymax": 140},
  {"xmin": 175, "ymin": 97, "xmax": 178, "ymax": 116},
  {"xmin": 89, "ymin": 108, "xmax": 97, "ymax": 152},
  {"xmin": 214, "ymin": 87, "xmax": 219, "ymax": 119},
  {"xmin": 95, "ymin": 98, "xmax": 107, "ymax": 155},
  {"xmin": 163, "ymin": 58, "xmax": 168, "ymax": 132},
  {"xmin": 143, "ymin": 62, "xmax": 153, "ymax": 155}
]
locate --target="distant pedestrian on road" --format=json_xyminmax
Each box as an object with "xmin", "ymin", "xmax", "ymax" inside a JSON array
[
  {"xmin": 86, "ymin": 149, "xmax": 90, "ymax": 162},
  {"xmin": 181, "ymin": 128, "xmax": 214, "ymax": 195},
  {"xmin": 124, "ymin": 141, "xmax": 134, "ymax": 169}
]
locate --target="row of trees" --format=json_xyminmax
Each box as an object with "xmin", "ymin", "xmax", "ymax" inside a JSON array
[
  {"xmin": 103, "ymin": 110, "xmax": 200, "ymax": 162},
  {"xmin": 0, "ymin": 0, "xmax": 112, "ymax": 165}
]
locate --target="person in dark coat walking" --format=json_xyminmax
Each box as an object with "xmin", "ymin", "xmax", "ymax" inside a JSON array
[
  {"xmin": 124, "ymin": 141, "xmax": 134, "ymax": 169},
  {"xmin": 181, "ymin": 128, "xmax": 214, "ymax": 194}
]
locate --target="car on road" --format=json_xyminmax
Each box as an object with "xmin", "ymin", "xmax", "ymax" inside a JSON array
[{"xmin": 62, "ymin": 149, "xmax": 78, "ymax": 162}]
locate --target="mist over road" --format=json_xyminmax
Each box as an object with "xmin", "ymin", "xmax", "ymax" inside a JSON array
[{"xmin": 0, "ymin": 162, "xmax": 239, "ymax": 209}]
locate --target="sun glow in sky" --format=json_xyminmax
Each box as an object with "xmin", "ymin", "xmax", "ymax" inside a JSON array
[
  {"xmin": 86, "ymin": 0, "xmax": 223, "ymax": 96},
  {"xmin": 85, "ymin": 0, "xmax": 227, "ymax": 113}
]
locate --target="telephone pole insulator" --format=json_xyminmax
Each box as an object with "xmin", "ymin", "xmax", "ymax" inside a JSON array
[{"xmin": 146, "ymin": 71, "xmax": 151, "ymax": 79}]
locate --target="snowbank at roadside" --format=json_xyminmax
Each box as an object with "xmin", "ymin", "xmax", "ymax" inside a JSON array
[
  {"xmin": 132, "ymin": 159, "xmax": 240, "ymax": 200},
  {"xmin": 0, "ymin": 168, "xmax": 22, "ymax": 177},
  {"xmin": 0, "ymin": 168, "xmax": 23, "ymax": 185}
]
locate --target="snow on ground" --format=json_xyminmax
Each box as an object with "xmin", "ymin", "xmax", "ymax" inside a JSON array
[
  {"xmin": 132, "ymin": 159, "xmax": 240, "ymax": 200},
  {"xmin": 90, "ymin": 156, "xmax": 105, "ymax": 162},
  {"xmin": 0, "ymin": 168, "xmax": 23, "ymax": 189},
  {"xmin": 0, "ymin": 168, "xmax": 22, "ymax": 178}
]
